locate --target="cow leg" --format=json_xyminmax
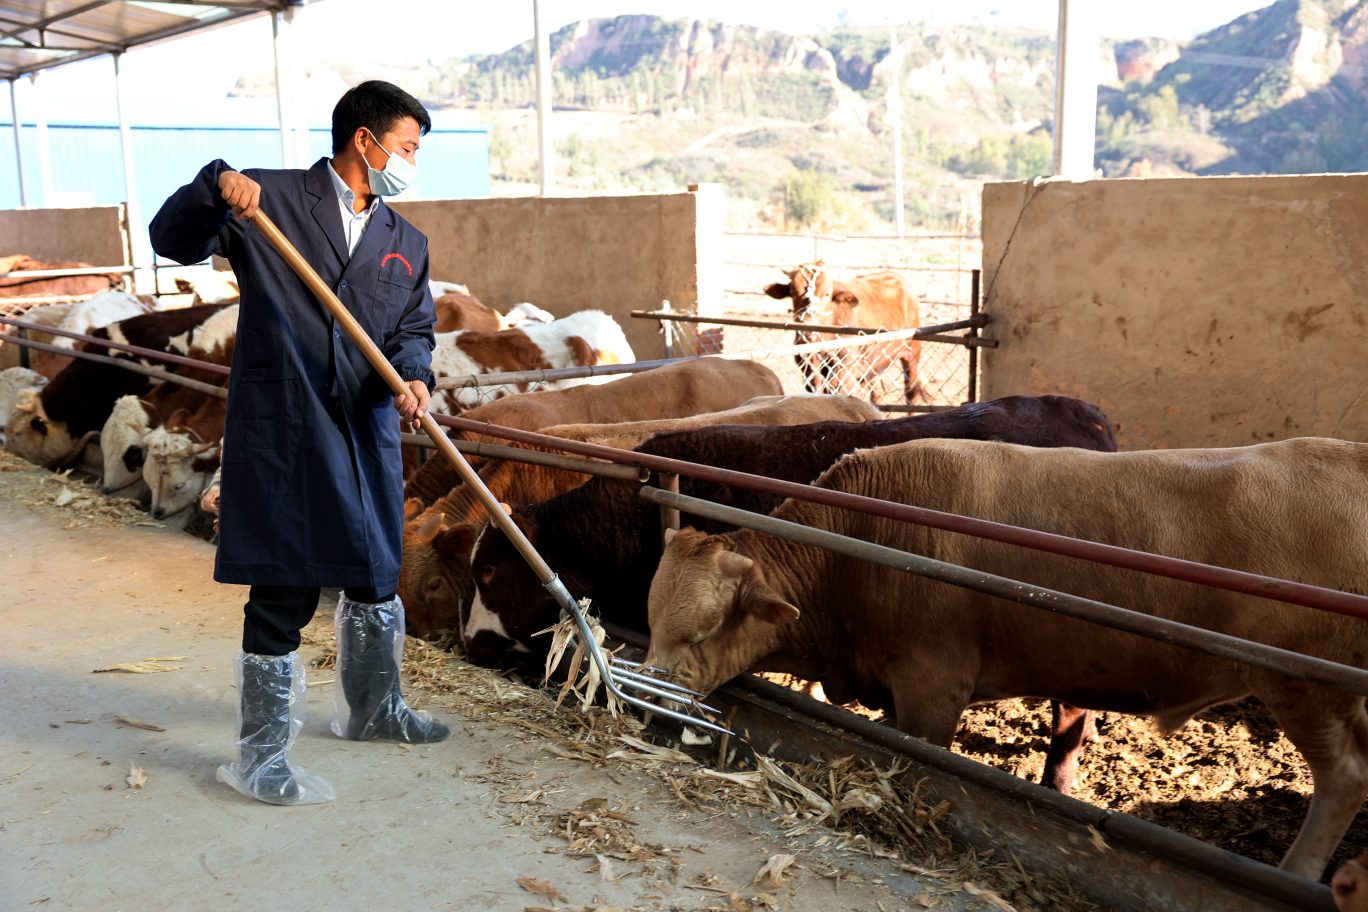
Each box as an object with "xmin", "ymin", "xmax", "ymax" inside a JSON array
[
  {"xmin": 1041, "ymin": 702, "xmax": 1095, "ymax": 794},
  {"xmin": 888, "ymin": 664, "xmax": 972, "ymax": 747},
  {"xmin": 900, "ymin": 353, "xmax": 926, "ymax": 404},
  {"xmin": 1263, "ymin": 689, "xmax": 1368, "ymax": 880}
]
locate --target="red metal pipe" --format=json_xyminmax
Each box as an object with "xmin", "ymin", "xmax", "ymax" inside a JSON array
[
  {"xmin": 0, "ymin": 316, "xmax": 231, "ymax": 376},
  {"xmin": 432, "ymin": 413, "xmax": 1368, "ymax": 622}
]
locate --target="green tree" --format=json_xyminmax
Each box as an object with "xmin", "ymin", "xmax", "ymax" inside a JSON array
[
  {"xmin": 489, "ymin": 123, "xmax": 514, "ymax": 176},
  {"xmin": 782, "ymin": 168, "xmax": 836, "ymax": 227},
  {"xmin": 632, "ymin": 73, "xmax": 642, "ymax": 117},
  {"xmin": 1007, "ymin": 133, "xmax": 1053, "ymax": 179}
]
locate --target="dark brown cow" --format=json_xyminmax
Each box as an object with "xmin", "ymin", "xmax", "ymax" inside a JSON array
[
  {"xmin": 398, "ymin": 395, "xmax": 882, "ymax": 640},
  {"xmin": 766, "ymin": 263, "xmax": 923, "ymax": 403},
  {"xmin": 403, "ymin": 357, "xmax": 784, "ymax": 507},
  {"xmin": 0, "ymin": 256, "xmax": 122, "ymax": 297}
]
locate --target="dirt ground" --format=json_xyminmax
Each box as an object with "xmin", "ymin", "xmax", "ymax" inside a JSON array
[{"xmin": 0, "ymin": 457, "xmax": 1028, "ymax": 912}]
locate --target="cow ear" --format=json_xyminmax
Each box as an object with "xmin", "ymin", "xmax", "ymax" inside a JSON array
[
  {"xmin": 715, "ymin": 551, "xmax": 753, "ymax": 578},
  {"xmin": 435, "ymin": 522, "xmax": 481, "ymax": 560},
  {"xmin": 414, "ymin": 512, "xmax": 446, "ymax": 545},
  {"xmin": 745, "ymin": 586, "xmax": 800, "ymax": 625},
  {"xmin": 403, "ymin": 498, "xmax": 424, "ymax": 522},
  {"xmin": 763, "ymin": 283, "xmax": 791, "ymax": 300},
  {"xmin": 165, "ymin": 407, "xmax": 192, "ymax": 430},
  {"xmin": 663, "ymin": 527, "xmax": 679, "ymax": 547},
  {"xmin": 832, "ymin": 289, "xmax": 859, "ymax": 307}
]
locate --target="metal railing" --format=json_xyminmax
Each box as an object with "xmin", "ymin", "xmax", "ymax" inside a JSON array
[{"xmin": 424, "ymin": 411, "xmax": 1368, "ymax": 623}]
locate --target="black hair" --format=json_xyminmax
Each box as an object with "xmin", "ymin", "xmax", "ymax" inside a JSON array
[{"xmin": 331, "ymin": 80, "xmax": 431, "ymax": 155}]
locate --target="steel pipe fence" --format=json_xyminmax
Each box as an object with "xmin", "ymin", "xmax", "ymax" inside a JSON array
[
  {"xmin": 638, "ymin": 486, "xmax": 1368, "ymax": 699},
  {"xmin": 426, "ymin": 412, "xmax": 1368, "ymax": 622}
]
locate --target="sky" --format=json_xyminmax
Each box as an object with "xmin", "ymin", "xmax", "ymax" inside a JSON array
[{"xmin": 17, "ymin": 0, "xmax": 1273, "ymax": 125}]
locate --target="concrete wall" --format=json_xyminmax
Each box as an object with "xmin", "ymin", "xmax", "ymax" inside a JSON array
[
  {"xmin": 980, "ymin": 175, "xmax": 1368, "ymax": 450},
  {"xmin": 0, "ymin": 205, "xmax": 129, "ymax": 266},
  {"xmin": 391, "ymin": 186, "xmax": 724, "ymax": 360}
]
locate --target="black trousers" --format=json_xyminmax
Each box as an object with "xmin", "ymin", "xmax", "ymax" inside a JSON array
[{"xmin": 242, "ymin": 585, "xmax": 395, "ymax": 656}]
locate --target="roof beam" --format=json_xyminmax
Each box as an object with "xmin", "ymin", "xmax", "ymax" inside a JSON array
[
  {"xmin": 26, "ymin": 1, "xmax": 116, "ymax": 33},
  {"xmin": 0, "ymin": 16, "xmax": 125, "ymax": 53}
]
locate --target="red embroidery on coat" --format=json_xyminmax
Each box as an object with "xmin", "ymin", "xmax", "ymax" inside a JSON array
[{"xmin": 382, "ymin": 253, "xmax": 413, "ymax": 276}]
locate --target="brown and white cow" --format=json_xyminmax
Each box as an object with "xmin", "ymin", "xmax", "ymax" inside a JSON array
[
  {"xmin": 765, "ymin": 263, "xmax": 923, "ymax": 403},
  {"xmin": 433, "ymin": 290, "xmax": 503, "ymax": 333},
  {"xmin": 99, "ymin": 305, "xmax": 237, "ymax": 498},
  {"xmin": 2, "ymin": 305, "xmax": 235, "ymax": 468},
  {"xmin": 398, "ymin": 394, "xmax": 882, "ymax": 637},
  {"xmin": 142, "ymin": 397, "xmax": 226, "ymax": 526},
  {"xmin": 645, "ymin": 436, "xmax": 1368, "ymax": 880},
  {"xmin": 403, "ymin": 357, "xmax": 784, "ymax": 507},
  {"xmin": 432, "ymin": 309, "xmax": 635, "ymax": 414}
]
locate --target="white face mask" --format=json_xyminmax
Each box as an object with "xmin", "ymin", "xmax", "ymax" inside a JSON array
[{"xmin": 364, "ymin": 128, "xmax": 417, "ymax": 197}]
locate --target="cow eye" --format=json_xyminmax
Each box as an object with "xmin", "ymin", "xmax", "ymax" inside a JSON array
[
  {"xmin": 481, "ymin": 566, "xmax": 495, "ymax": 584},
  {"xmin": 427, "ymin": 578, "xmax": 441, "ymax": 592}
]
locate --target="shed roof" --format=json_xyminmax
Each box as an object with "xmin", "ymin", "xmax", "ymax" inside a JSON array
[{"xmin": 0, "ymin": 1, "xmax": 303, "ymax": 79}]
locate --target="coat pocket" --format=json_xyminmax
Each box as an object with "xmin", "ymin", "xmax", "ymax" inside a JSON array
[
  {"xmin": 239, "ymin": 365, "xmax": 301, "ymax": 450},
  {"xmin": 373, "ymin": 271, "xmax": 416, "ymax": 327}
]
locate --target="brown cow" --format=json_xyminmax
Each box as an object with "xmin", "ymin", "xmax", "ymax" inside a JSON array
[
  {"xmin": 765, "ymin": 263, "xmax": 923, "ymax": 403},
  {"xmin": 398, "ymin": 395, "xmax": 882, "ymax": 636},
  {"xmin": 645, "ymin": 437, "xmax": 1368, "ymax": 880},
  {"xmin": 1336, "ymin": 851, "xmax": 1368, "ymax": 911},
  {"xmin": 0, "ymin": 255, "xmax": 122, "ymax": 297},
  {"xmin": 403, "ymin": 357, "xmax": 784, "ymax": 507},
  {"xmin": 434, "ymin": 290, "xmax": 502, "ymax": 333}
]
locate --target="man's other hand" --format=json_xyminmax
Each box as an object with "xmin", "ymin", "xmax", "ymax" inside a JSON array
[
  {"xmin": 395, "ymin": 380, "xmax": 430, "ymax": 423},
  {"xmin": 218, "ymin": 170, "xmax": 261, "ymax": 221}
]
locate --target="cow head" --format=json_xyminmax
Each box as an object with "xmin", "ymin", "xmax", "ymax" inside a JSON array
[
  {"xmin": 464, "ymin": 506, "xmax": 558, "ymax": 659},
  {"xmin": 100, "ymin": 395, "xmax": 152, "ymax": 499},
  {"xmin": 1335, "ymin": 852, "xmax": 1368, "ymax": 912},
  {"xmin": 3, "ymin": 387, "xmax": 78, "ymax": 467},
  {"xmin": 143, "ymin": 417, "xmax": 219, "ymax": 525},
  {"xmin": 397, "ymin": 508, "xmax": 480, "ymax": 639},
  {"xmin": 645, "ymin": 528, "xmax": 799, "ymax": 696},
  {"xmin": 764, "ymin": 262, "xmax": 855, "ymax": 324},
  {"xmin": 200, "ymin": 466, "xmax": 221, "ymax": 516}
]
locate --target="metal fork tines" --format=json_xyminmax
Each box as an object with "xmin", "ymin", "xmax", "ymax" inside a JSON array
[
  {"xmin": 609, "ymin": 671, "xmax": 722, "ymax": 714},
  {"xmin": 544, "ymin": 576, "xmax": 733, "ymax": 736},
  {"xmin": 609, "ymin": 665, "xmax": 709, "ymax": 699}
]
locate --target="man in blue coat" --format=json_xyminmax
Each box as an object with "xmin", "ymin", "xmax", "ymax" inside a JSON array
[{"xmin": 151, "ymin": 81, "xmax": 452, "ymax": 807}]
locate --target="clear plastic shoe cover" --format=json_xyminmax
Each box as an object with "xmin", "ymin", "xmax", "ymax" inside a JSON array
[
  {"xmin": 216, "ymin": 651, "xmax": 335, "ymax": 805},
  {"xmin": 331, "ymin": 594, "xmax": 457, "ymax": 743}
]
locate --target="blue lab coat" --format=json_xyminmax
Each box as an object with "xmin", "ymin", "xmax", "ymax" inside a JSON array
[{"xmin": 150, "ymin": 157, "xmax": 436, "ymax": 592}]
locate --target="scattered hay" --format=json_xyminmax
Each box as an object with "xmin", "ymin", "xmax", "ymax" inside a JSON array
[
  {"xmin": 298, "ymin": 617, "xmax": 1096, "ymax": 912},
  {"xmin": 0, "ymin": 451, "xmax": 157, "ymax": 529}
]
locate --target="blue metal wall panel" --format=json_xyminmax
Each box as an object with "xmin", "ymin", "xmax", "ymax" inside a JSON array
[{"xmin": 0, "ymin": 121, "xmax": 490, "ymax": 250}]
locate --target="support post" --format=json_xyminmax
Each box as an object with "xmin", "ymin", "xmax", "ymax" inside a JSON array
[
  {"xmin": 30, "ymin": 72, "xmax": 53, "ymax": 206},
  {"xmin": 8, "ymin": 79, "xmax": 26, "ymax": 207},
  {"xmin": 659, "ymin": 472, "xmax": 680, "ymax": 550},
  {"xmin": 533, "ymin": 0, "xmax": 556, "ymax": 196},
  {"xmin": 968, "ymin": 268, "xmax": 980, "ymax": 404},
  {"xmin": 1052, "ymin": 0, "xmax": 1100, "ymax": 179},
  {"xmin": 889, "ymin": 25, "xmax": 904, "ymax": 238},
  {"xmin": 112, "ymin": 54, "xmax": 141, "ymax": 282},
  {"xmin": 272, "ymin": 11, "xmax": 293, "ymax": 169},
  {"xmin": 286, "ymin": 7, "xmax": 311, "ymax": 169}
]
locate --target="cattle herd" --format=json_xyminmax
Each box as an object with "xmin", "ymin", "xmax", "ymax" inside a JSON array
[{"xmin": 3, "ymin": 261, "xmax": 1368, "ymax": 894}]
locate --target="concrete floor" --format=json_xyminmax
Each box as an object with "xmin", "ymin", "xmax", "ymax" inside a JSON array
[{"xmin": 0, "ymin": 478, "xmax": 984, "ymax": 912}]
